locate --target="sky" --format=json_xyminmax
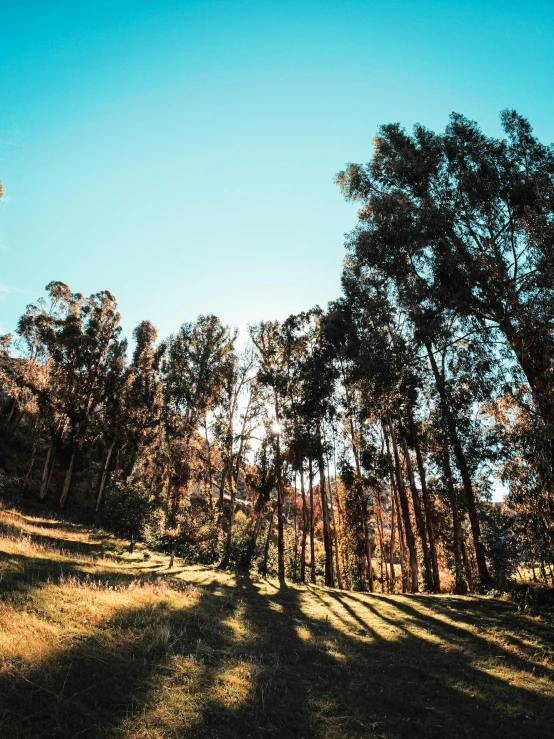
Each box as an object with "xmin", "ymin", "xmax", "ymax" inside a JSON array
[{"xmin": 1, "ymin": 0, "xmax": 554, "ymax": 344}]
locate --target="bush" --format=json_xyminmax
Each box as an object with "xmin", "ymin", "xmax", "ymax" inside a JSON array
[
  {"xmin": 102, "ymin": 481, "xmax": 157, "ymax": 552},
  {"xmin": 481, "ymin": 504, "xmax": 519, "ymax": 589},
  {"xmin": 219, "ymin": 511, "xmax": 254, "ymax": 569}
]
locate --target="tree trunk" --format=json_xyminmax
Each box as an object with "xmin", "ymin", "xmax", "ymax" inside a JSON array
[
  {"xmin": 425, "ymin": 340, "xmax": 492, "ymax": 589},
  {"xmin": 300, "ymin": 465, "xmax": 307, "ymax": 583},
  {"xmin": 275, "ymin": 397, "xmax": 285, "ymax": 583},
  {"xmin": 341, "ymin": 363, "xmax": 361, "ymax": 476},
  {"xmin": 217, "ymin": 464, "xmax": 227, "ymax": 528},
  {"xmin": 7, "ymin": 398, "xmax": 18, "ymax": 424},
  {"xmin": 441, "ymin": 445, "xmax": 468, "ymax": 595},
  {"xmin": 244, "ymin": 503, "xmax": 266, "ymax": 570},
  {"xmin": 330, "ymin": 475, "xmax": 343, "ymax": 589},
  {"xmin": 394, "ymin": 483, "xmax": 408, "ymax": 593},
  {"xmin": 309, "ymin": 457, "xmax": 316, "ymax": 584},
  {"xmin": 334, "ymin": 521, "xmax": 342, "ymax": 589},
  {"xmin": 316, "ymin": 418, "xmax": 334, "ymax": 588},
  {"xmin": 220, "ymin": 466, "xmax": 236, "ymax": 569},
  {"xmin": 389, "ymin": 488, "xmax": 396, "ymax": 592},
  {"xmin": 39, "ymin": 441, "xmax": 54, "ymax": 500},
  {"xmin": 376, "ymin": 494, "xmax": 388, "ymax": 592},
  {"xmin": 408, "ymin": 406, "xmax": 440, "ymax": 592},
  {"xmin": 395, "ymin": 401, "xmax": 434, "ymax": 592},
  {"xmin": 293, "ymin": 475, "xmax": 299, "ymax": 580},
  {"xmin": 460, "ymin": 536, "xmax": 474, "ymax": 593},
  {"xmin": 204, "ymin": 415, "xmax": 214, "ymax": 511},
  {"xmin": 23, "ymin": 420, "xmax": 41, "ymax": 494},
  {"xmin": 59, "ymin": 450, "xmax": 75, "ymax": 508},
  {"xmin": 169, "ymin": 539, "xmax": 175, "ymax": 569},
  {"xmin": 364, "ymin": 516, "xmax": 374, "ymax": 592},
  {"xmin": 385, "ymin": 430, "xmax": 403, "ymax": 592},
  {"xmin": 386, "ymin": 415, "xmax": 419, "ymax": 593},
  {"xmin": 261, "ymin": 504, "xmax": 277, "ymax": 576},
  {"xmin": 96, "ymin": 440, "xmax": 115, "ymax": 512}
]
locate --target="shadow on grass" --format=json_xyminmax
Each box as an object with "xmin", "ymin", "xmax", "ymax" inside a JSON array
[
  {"xmin": 2, "ymin": 570, "xmax": 553, "ymax": 738},
  {"xmin": 0, "ymin": 580, "xmax": 225, "ymax": 738},
  {"xmin": 0, "ymin": 548, "xmax": 142, "ymax": 602},
  {"xmin": 1, "ymin": 507, "xmax": 554, "ymax": 739},
  {"xmin": 0, "ymin": 517, "xmax": 114, "ymax": 559}
]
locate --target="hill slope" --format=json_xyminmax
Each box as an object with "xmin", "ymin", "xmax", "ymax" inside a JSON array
[{"xmin": 0, "ymin": 503, "xmax": 553, "ymax": 739}]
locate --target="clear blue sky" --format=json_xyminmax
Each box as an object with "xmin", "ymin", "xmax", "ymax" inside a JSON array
[{"xmin": 1, "ymin": 0, "xmax": 553, "ymax": 342}]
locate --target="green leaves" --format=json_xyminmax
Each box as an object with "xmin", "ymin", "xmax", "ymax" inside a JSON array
[
  {"xmin": 165, "ymin": 315, "xmax": 234, "ymax": 430},
  {"xmin": 102, "ymin": 480, "xmax": 157, "ymax": 547}
]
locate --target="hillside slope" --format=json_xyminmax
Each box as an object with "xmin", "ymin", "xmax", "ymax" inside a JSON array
[{"xmin": 0, "ymin": 503, "xmax": 553, "ymax": 739}]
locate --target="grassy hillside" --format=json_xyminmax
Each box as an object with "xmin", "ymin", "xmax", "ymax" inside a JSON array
[{"xmin": 0, "ymin": 502, "xmax": 553, "ymax": 739}]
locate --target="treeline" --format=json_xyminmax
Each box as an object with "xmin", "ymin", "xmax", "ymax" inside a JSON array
[{"xmin": 1, "ymin": 109, "xmax": 554, "ymax": 592}]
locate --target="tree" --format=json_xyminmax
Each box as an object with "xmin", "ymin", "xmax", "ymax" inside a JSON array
[
  {"xmin": 297, "ymin": 310, "xmax": 337, "ymax": 588},
  {"xmin": 102, "ymin": 480, "xmax": 157, "ymax": 553},
  {"xmin": 163, "ymin": 315, "xmax": 234, "ymax": 513},
  {"xmin": 243, "ymin": 434, "xmax": 277, "ymax": 571},
  {"xmin": 16, "ymin": 282, "xmax": 125, "ymax": 507},
  {"xmin": 250, "ymin": 320, "xmax": 288, "ymax": 583},
  {"xmin": 336, "ymin": 110, "xmax": 554, "ymax": 526},
  {"xmin": 4, "ymin": 110, "xmax": 553, "ymax": 596},
  {"xmin": 215, "ymin": 347, "xmax": 260, "ymax": 567}
]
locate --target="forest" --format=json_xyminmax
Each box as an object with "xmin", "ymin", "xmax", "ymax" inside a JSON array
[{"xmin": 1, "ymin": 110, "xmax": 554, "ymax": 598}]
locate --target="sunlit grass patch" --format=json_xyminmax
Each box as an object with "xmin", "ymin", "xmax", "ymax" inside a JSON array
[
  {"xmin": 215, "ymin": 660, "xmax": 257, "ymax": 705},
  {"xmin": 0, "ymin": 601, "xmax": 61, "ymax": 664},
  {"xmin": 1, "ymin": 504, "xmax": 553, "ymax": 739},
  {"xmin": 295, "ymin": 623, "xmax": 312, "ymax": 641}
]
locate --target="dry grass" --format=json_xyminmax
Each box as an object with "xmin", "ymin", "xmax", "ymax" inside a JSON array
[{"xmin": 0, "ymin": 501, "xmax": 553, "ymax": 738}]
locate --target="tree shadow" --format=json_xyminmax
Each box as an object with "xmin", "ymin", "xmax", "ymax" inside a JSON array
[
  {"xmin": 0, "ymin": 578, "xmax": 230, "ymax": 738},
  {"xmin": 1, "ymin": 571, "xmax": 553, "ymax": 738},
  {"xmin": 116, "ymin": 577, "xmax": 554, "ymax": 738},
  {"xmin": 0, "ymin": 518, "xmax": 114, "ymax": 558},
  {"xmin": 2, "ymin": 509, "xmax": 554, "ymax": 739},
  {"xmin": 365, "ymin": 592, "xmax": 554, "ymax": 682},
  {"xmin": 0, "ymin": 548, "xmax": 148, "ymax": 604}
]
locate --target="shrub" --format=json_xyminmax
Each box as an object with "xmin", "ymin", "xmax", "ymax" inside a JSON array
[{"xmin": 102, "ymin": 481, "xmax": 158, "ymax": 552}]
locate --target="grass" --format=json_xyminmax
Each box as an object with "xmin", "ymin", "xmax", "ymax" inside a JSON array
[{"xmin": 0, "ymin": 503, "xmax": 553, "ymax": 738}]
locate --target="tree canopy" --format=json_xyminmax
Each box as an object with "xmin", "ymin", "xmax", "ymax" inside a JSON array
[{"xmin": 1, "ymin": 110, "xmax": 553, "ymax": 594}]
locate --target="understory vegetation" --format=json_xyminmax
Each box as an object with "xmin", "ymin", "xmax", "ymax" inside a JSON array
[{"xmin": 1, "ymin": 503, "xmax": 553, "ymax": 739}]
